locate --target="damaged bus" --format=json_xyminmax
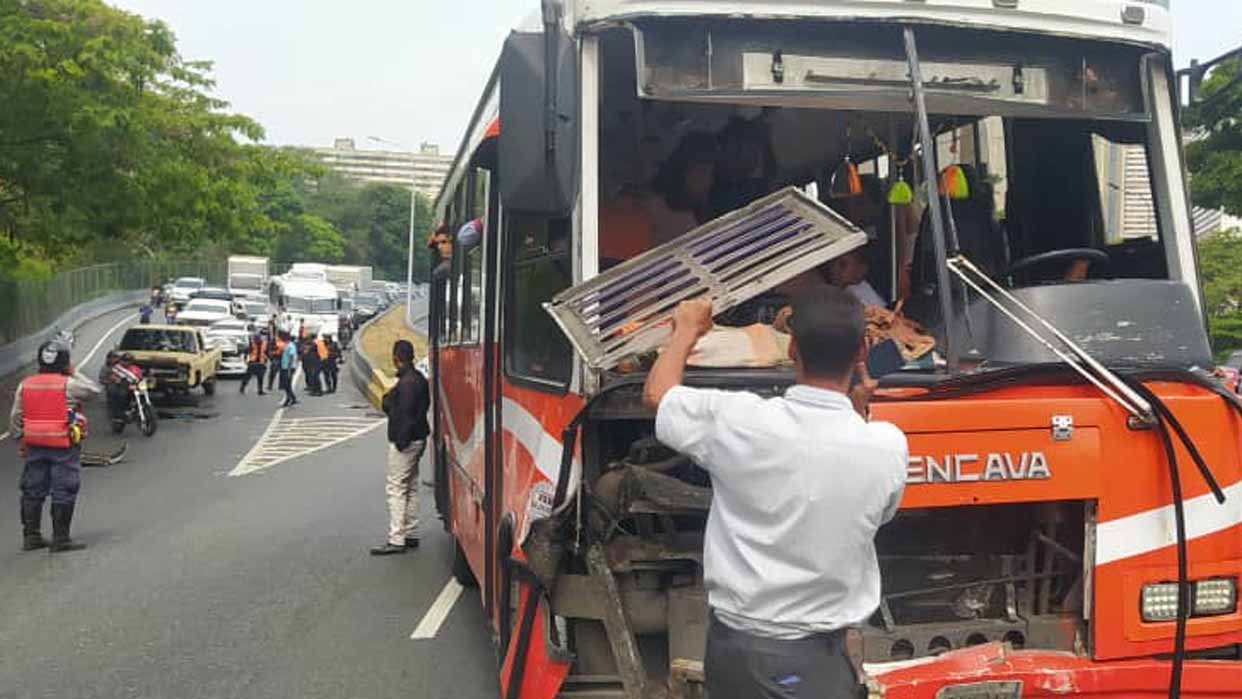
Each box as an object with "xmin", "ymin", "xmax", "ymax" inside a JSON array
[{"xmin": 429, "ymin": 2, "xmax": 1242, "ymax": 698}]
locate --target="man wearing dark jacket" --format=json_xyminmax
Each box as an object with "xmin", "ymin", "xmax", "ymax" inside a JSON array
[{"xmin": 371, "ymin": 339, "xmax": 431, "ymax": 556}]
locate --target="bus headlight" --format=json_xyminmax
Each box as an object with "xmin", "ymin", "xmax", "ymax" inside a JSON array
[
  {"xmin": 1140, "ymin": 583, "xmax": 1179, "ymax": 622},
  {"xmin": 1193, "ymin": 578, "xmax": 1238, "ymax": 616},
  {"xmin": 1141, "ymin": 578, "xmax": 1238, "ymax": 621}
]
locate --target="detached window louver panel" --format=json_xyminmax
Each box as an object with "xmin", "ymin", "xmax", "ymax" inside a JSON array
[{"xmin": 546, "ymin": 187, "xmax": 868, "ymax": 370}]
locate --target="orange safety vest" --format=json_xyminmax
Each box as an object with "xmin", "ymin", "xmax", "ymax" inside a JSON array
[
  {"xmin": 248, "ymin": 339, "xmax": 267, "ymax": 364},
  {"xmin": 20, "ymin": 374, "xmax": 76, "ymax": 449},
  {"xmin": 315, "ymin": 338, "xmax": 328, "ymax": 360}
]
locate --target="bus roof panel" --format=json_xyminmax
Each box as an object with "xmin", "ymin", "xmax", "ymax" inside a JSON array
[{"xmin": 575, "ymin": 0, "xmax": 1171, "ymax": 50}]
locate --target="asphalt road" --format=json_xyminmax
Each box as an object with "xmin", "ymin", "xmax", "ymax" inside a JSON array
[{"xmin": 0, "ymin": 306, "xmax": 499, "ymax": 699}]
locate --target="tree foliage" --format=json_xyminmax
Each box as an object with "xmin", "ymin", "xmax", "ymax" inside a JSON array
[
  {"xmin": 1185, "ymin": 58, "xmax": 1242, "ymax": 216},
  {"xmin": 1196, "ymin": 229, "xmax": 1242, "ymax": 356},
  {"xmin": 299, "ymin": 174, "xmax": 435, "ymax": 282},
  {"xmin": 0, "ymin": 0, "xmax": 323, "ymax": 276}
]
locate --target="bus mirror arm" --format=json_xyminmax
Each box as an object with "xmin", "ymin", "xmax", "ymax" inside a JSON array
[{"xmin": 542, "ymin": 0, "xmax": 562, "ymax": 167}]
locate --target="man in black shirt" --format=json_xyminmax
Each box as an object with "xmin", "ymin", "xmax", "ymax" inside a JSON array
[{"xmin": 371, "ymin": 339, "xmax": 431, "ymax": 556}]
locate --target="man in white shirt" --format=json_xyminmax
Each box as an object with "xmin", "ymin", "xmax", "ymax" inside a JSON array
[{"xmin": 642, "ymin": 288, "xmax": 907, "ymax": 699}]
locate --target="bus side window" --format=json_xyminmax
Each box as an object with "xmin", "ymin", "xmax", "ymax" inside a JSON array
[{"xmin": 504, "ymin": 215, "xmax": 573, "ymax": 388}]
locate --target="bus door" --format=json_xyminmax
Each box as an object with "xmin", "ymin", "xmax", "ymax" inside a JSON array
[{"xmin": 439, "ymin": 165, "xmax": 500, "ymax": 607}]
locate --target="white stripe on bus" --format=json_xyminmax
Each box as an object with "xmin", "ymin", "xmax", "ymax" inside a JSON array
[{"xmin": 1095, "ymin": 479, "xmax": 1242, "ymax": 566}]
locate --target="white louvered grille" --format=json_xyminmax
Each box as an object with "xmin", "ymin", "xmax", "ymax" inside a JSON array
[{"xmin": 545, "ymin": 187, "xmax": 867, "ymax": 370}]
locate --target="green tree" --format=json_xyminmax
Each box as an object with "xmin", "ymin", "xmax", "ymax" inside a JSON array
[
  {"xmin": 0, "ymin": 0, "xmax": 322, "ymax": 276},
  {"xmin": 273, "ymin": 213, "xmax": 345, "ymax": 264},
  {"xmin": 302, "ymin": 176, "xmax": 436, "ymax": 282},
  {"xmin": 1185, "ymin": 58, "xmax": 1242, "ymax": 216},
  {"xmin": 1196, "ymin": 229, "xmax": 1242, "ymax": 356}
]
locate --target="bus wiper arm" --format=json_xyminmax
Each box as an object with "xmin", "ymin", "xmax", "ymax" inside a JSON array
[{"xmin": 945, "ymin": 254, "xmax": 1154, "ymax": 421}]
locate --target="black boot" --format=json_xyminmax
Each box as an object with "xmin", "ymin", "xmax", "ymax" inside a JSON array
[
  {"xmin": 20, "ymin": 498, "xmax": 47, "ymax": 551},
  {"xmin": 49, "ymin": 503, "xmax": 86, "ymax": 553}
]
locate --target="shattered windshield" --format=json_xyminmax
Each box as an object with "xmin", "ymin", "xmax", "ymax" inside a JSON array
[
  {"xmin": 119, "ymin": 328, "xmax": 197, "ymax": 353},
  {"xmin": 588, "ymin": 21, "xmax": 1204, "ymax": 375}
]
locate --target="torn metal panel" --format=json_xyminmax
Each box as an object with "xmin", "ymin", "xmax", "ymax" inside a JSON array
[
  {"xmin": 546, "ymin": 186, "xmax": 866, "ymax": 370},
  {"xmin": 619, "ymin": 465, "xmax": 712, "ymax": 514},
  {"xmin": 605, "ymin": 533, "xmax": 704, "ymax": 573},
  {"xmin": 586, "ymin": 544, "xmax": 649, "ymax": 699}
]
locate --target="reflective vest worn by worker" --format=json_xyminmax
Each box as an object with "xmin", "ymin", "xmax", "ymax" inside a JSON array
[
  {"xmin": 315, "ymin": 338, "xmax": 328, "ymax": 361},
  {"xmin": 248, "ymin": 339, "xmax": 267, "ymax": 364},
  {"xmin": 20, "ymin": 374, "xmax": 86, "ymax": 449}
]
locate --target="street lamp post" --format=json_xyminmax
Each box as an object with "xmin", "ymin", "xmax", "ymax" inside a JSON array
[{"xmin": 368, "ymin": 136, "xmax": 419, "ymax": 325}]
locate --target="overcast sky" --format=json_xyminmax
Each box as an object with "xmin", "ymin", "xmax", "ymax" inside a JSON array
[{"xmin": 110, "ymin": 1, "xmax": 1241, "ymax": 152}]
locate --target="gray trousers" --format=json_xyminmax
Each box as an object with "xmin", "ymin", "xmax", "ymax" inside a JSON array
[
  {"xmin": 385, "ymin": 441, "xmax": 425, "ymax": 545},
  {"xmin": 705, "ymin": 612, "xmax": 859, "ymax": 699},
  {"xmin": 20, "ymin": 446, "xmax": 82, "ymax": 506}
]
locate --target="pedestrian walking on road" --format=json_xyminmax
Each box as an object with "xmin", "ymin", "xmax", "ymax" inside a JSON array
[
  {"xmin": 265, "ymin": 322, "xmax": 282, "ymax": 392},
  {"xmin": 11, "ymin": 340, "xmax": 102, "ymax": 552},
  {"xmin": 278, "ymin": 331, "xmax": 299, "ymax": 408},
  {"xmin": 302, "ymin": 338, "xmax": 323, "ymax": 397},
  {"xmin": 642, "ymin": 289, "xmax": 908, "ymax": 699},
  {"xmin": 323, "ymin": 335, "xmax": 341, "ymax": 393},
  {"xmin": 371, "ymin": 339, "xmax": 431, "ymax": 556},
  {"xmin": 240, "ymin": 332, "xmax": 268, "ymax": 395}
]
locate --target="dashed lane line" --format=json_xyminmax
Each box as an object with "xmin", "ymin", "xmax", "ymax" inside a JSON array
[{"xmin": 410, "ymin": 579, "xmax": 464, "ymax": 640}]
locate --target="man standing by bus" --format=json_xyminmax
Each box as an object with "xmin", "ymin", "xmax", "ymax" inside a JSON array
[
  {"xmin": 11, "ymin": 341, "xmax": 102, "ymax": 552},
  {"xmin": 371, "ymin": 340, "xmax": 430, "ymax": 556},
  {"xmin": 642, "ymin": 289, "xmax": 907, "ymax": 699}
]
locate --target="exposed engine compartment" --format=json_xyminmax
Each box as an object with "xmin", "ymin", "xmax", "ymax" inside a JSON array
[{"xmin": 530, "ymin": 418, "xmax": 1090, "ymax": 697}]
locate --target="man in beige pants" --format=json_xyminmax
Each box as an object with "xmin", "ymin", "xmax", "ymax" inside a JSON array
[{"xmin": 371, "ymin": 340, "xmax": 431, "ymax": 556}]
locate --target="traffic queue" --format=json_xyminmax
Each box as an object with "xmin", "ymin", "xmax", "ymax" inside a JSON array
[{"xmin": 7, "ymin": 274, "xmax": 398, "ymax": 554}]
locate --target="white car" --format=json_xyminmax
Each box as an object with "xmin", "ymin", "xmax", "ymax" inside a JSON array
[
  {"xmin": 242, "ymin": 300, "xmax": 271, "ymax": 327},
  {"xmin": 176, "ymin": 299, "xmax": 234, "ymax": 329},
  {"xmin": 204, "ymin": 319, "xmax": 253, "ymax": 377},
  {"xmin": 169, "ymin": 277, "xmax": 206, "ymax": 305}
]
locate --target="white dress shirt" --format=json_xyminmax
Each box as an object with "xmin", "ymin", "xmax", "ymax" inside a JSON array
[{"xmin": 656, "ymin": 384, "xmax": 907, "ymax": 639}]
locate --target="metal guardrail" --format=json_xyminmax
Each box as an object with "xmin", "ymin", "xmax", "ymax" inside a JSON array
[{"xmin": 0, "ymin": 260, "xmax": 226, "ymax": 345}]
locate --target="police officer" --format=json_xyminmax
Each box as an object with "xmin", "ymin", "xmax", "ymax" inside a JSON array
[{"xmin": 10, "ymin": 341, "xmax": 102, "ymax": 552}]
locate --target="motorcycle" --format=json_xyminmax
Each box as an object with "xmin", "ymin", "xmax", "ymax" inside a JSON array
[{"xmin": 109, "ymin": 368, "xmax": 158, "ymax": 437}]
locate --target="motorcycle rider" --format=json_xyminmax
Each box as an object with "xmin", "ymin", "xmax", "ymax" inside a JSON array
[
  {"xmin": 10, "ymin": 340, "xmax": 102, "ymax": 552},
  {"xmin": 99, "ymin": 352, "xmax": 143, "ymax": 426}
]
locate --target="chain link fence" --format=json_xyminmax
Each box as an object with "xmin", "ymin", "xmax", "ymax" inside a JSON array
[{"xmin": 0, "ymin": 260, "xmax": 226, "ymax": 346}]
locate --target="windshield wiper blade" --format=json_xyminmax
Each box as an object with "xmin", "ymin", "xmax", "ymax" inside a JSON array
[{"xmin": 946, "ymin": 254, "xmax": 1153, "ymax": 421}]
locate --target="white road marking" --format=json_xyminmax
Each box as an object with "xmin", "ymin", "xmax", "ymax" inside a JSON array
[
  {"xmin": 410, "ymin": 579, "xmax": 464, "ymax": 640},
  {"xmin": 81, "ymin": 312, "xmax": 138, "ymax": 368},
  {"xmin": 229, "ymin": 406, "xmax": 286, "ymax": 476},
  {"xmin": 228, "ymin": 413, "xmax": 384, "ymax": 476},
  {"xmin": 0, "ymin": 310, "xmax": 135, "ymax": 443}
]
